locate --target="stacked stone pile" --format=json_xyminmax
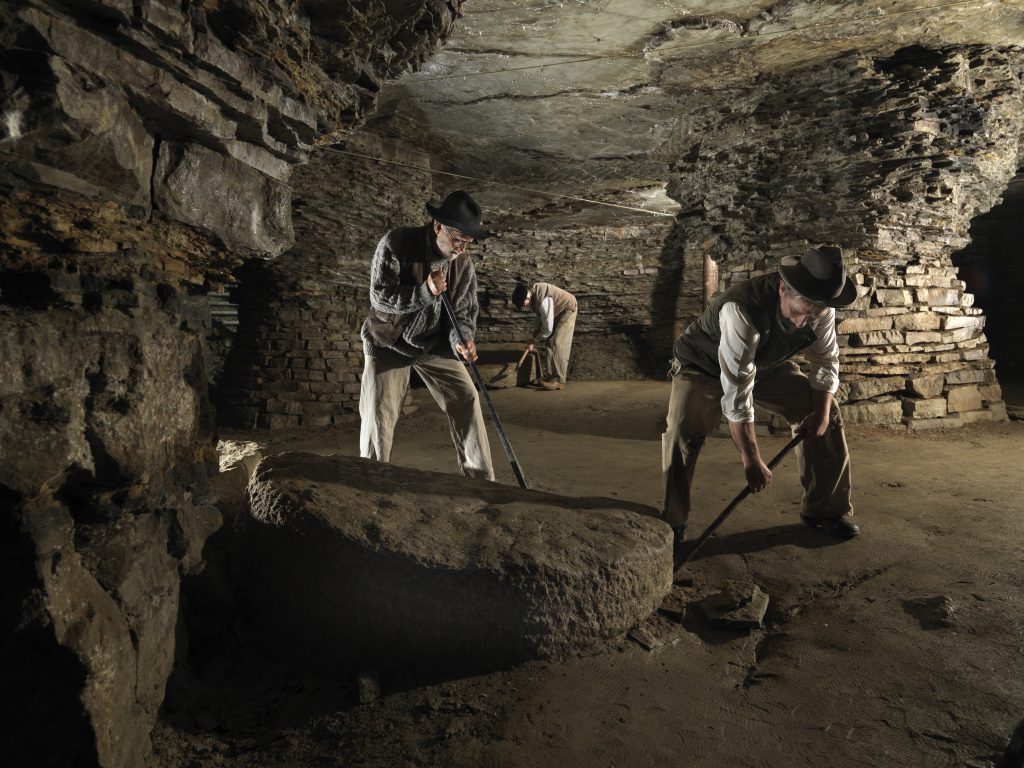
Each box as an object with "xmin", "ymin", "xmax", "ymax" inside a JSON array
[
  {"xmin": 716, "ymin": 252, "xmax": 1004, "ymax": 432},
  {"xmin": 666, "ymin": 45, "xmax": 1023, "ymax": 428},
  {"xmin": 217, "ymin": 273, "xmax": 371, "ymax": 429},
  {"xmin": 836, "ymin": 261, "xmax": 1004, "ymax": 429}
]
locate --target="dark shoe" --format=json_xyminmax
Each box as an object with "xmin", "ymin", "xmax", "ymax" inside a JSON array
[
  {"xmin": 801, "ymin": 514, "xmax": 860, "ymax": 539},
  {"xmin": 539, "ymin": 377, "xmax": 564, "ymax": 391}
]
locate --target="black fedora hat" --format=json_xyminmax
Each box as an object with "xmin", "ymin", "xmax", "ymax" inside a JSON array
[
  {"xmin": 778, "ymin": 245, "xmax": 857, "ymax": 307},
  {"xmin": 425, "ymin": 190, "xmax": 493, "ymax": 240}
]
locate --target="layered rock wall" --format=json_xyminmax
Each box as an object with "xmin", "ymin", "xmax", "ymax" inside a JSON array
[
  {"xmin": 1, "ymin": 0, "xmax": 464, "ymax": 763},
  {"xmin": 667, "ymin": 45, "xmax": 1023, "ymax": 428}
]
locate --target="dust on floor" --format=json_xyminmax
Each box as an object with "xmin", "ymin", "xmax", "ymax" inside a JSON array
[{"xmin": 154, "ymin": 381, "xmax": 1024, "ymax": 768}]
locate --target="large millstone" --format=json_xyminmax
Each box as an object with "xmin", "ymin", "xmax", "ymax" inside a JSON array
[{"xmin": 235, "ymin": 453, "xmax": 672, "ymax": 672}]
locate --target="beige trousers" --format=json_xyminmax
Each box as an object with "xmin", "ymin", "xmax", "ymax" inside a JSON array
[
  {"xmin": 360, "ymin": 355, "xmax": 495, "ymax": 481},
  {"xmin": 661, "ymin": 360, "xmax": 852, "ymax": 529},
  {"xmin": 542, "ymin": 309, "xmax": 577, "ymax": 383}
]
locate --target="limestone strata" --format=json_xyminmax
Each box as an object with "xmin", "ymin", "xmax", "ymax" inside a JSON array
[
  {"xmin": 236, "ymin": 453, "xmax": 672, "ymax": 670},
  {"xmin": 1, "ymin": 2, "xmax": 467, "ymax": 763},
  {"xmin": 0, "ymin": 272, "xmax": 217, "ymax": 766}
]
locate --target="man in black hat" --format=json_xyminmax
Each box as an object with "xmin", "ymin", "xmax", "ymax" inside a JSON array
[
  {"xmin": 663, "ymin": 245, "xmax": 859, "ymax": 549},
  {"xmin": 359, "ymin": 190, "xmax": 495, "ymax": 480}
]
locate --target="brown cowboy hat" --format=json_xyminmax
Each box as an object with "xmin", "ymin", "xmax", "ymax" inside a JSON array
[
  {"xmin": 778, "ymin": 245, "xmax": 857, "ymax": 307},
  {"xmin": 425, "ymin": 190, "xmax": 493, "ymax": 240}
]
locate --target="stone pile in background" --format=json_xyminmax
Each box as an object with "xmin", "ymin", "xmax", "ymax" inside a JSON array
[{"xmin": 669, "ymin": 45, "xmax": 1022, "ymax": 429}]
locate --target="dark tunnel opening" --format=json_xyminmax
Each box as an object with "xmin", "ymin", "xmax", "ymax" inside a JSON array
[{"xmin": 952, "ymin": 169, "xmax": 1024, "ymax": 407}]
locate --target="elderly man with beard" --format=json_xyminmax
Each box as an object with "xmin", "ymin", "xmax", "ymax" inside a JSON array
[{"xmin": 359, "ymin": 190, "xmax": 495, "ymax": 480}]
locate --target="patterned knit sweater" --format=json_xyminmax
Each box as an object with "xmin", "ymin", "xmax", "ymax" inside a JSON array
[{"xmin": 361, "ymin": 225, "xmax": 479, "ymax": 364}]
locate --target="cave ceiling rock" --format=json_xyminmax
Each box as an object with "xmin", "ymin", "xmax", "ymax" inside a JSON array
[{"xmin": 366, "ymin": 0, "xmax": 1024, "ymax": 222}]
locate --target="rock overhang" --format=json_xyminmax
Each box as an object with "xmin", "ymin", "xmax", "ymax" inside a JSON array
[{"xmin": 365, "ymin": 0, "xmax": 1024, "ymax": 220}]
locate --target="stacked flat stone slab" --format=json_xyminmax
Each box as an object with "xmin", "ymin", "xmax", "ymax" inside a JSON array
[
  {"xmin": 235, "ymin": 453, "xmax": 673, "ymax": 670},
  {"xmin": 666, "ymin": 45, "xmax": 1022, "ymax": 428}
]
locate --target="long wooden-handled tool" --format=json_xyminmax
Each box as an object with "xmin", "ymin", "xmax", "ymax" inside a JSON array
[
  {"xmin": 440, "ymin": 292, "xmax": 529, "ymax": 489},
  {"xmin": 681, "ymin": 431, "xmax": 805, "ymax": 564},
  {"xmin": 516, "ymin": 345, "xmax": 532, "ymax": 369}
]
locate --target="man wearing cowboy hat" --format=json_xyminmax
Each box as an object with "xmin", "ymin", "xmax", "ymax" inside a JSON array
[
  {"xmin": 663, "ymin": 245, "xmax": 859, "ymax": 548},
  {"xmin": 359, "ymin": 190, "xmax": 495, "ymax": 480}
]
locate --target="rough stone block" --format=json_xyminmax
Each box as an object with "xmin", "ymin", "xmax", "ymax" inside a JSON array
[
  {"xmin": 907, "ymin": 374, "xmax": 945, "ymax": 399},
  {"xmin": 841, "ymin": 399, "xmax": 904, "ymax": 425},
  {"xmin": 236, "ymin": 453, "xmax": 672, "ymax": 672},
  {"xmin": 893, "ymin": 313, "xmax": 941, "ymax": 332},
  {"xmin": 874, "ymin": 288, "xmax": 913, "ymax": 306},
  {"xmin": 904, "ymin": 330, "xmax": 943, "ymax": 345},
  {"xmin": 916, "ymin": 288, "xmax": 960, "ymax": 306},
  {"xmin": 153, "ymin": 141, "xmax": 294, "ymax": 256},
  {"xmin": 943, "ymin": 315, "xmax": 985, "ymax": 331},
  {"xmin": 902, "ymin": 397, "xmax": 947, "ymax": 420},
  {"xmin": 943, "ymin": 327, "xmax": 979, "ymax": 344},
  {"xmin": 842, "ymin": 376, "xmax": 906, "ymax": 401},
  {"xmin": 836, "ymin": 316, "xmax": 894, "ymax": 334},
  {"xmin": 987, "ymin": 402, "xmax": 1008, "ymax": 421},
  {"xmin": 946, "ymin": 385, "xmax": 983, "ymax": 413},
  {"xmin": 979, "ymin": 384, "xmax": 1003, "ymax": 402},
  {"xmin": 850, "ymin": 330, "xmax": 904, "ymax": 347},
  {"xmin": 945, "ymin": 369, "xmax": 985, "ymax": 385}
]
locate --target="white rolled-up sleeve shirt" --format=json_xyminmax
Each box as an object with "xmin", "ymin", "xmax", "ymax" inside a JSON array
[
  {"xmin": 718, "ymin": 302, "xmax": 840, "ymax": 423},
  {"xmin": 534, "ymin": 296, "xmax": 555, "ymax": 343}
]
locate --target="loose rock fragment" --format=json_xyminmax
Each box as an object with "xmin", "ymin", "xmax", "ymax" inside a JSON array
[
  {"xmin": 628, "ymin": 627, "xmax": 660, "ymax": 651},
  {"xmin": 904, "ymin": 595, "xmax": 957, "ymax": 628},
  {"xmin": 697, "ymin": 583, "xmax": 770, "ymax": 630},
  {"xmin": 357, "ymin": 669, "xmax": 380, "ymax": 704}
]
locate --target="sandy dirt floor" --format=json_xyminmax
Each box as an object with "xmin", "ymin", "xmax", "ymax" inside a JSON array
[{"xmin": 154, "ymin": 381, "xmax": 1024, "ymax": 768}]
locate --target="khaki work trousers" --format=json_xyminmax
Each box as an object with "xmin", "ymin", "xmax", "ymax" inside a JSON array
[
  {"xmin": 360, "ymin": 355, "xmax": 495, "ymax": 481},
  {"xmin": 661, "ymin": 360, "xmax": 852, "ymax": 529},
  {"xmin": 542, "ymin": 309, "xmax": 577, "ymax": 383}
]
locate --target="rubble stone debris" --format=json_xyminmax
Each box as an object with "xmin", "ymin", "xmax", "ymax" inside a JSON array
[
  {"xmin": 904, "ymin": 595, "xmax": 957, "ymax": 629},
  {"xmin": 697, "ymin": 580, "xmax": 771, "ymax": 630}
]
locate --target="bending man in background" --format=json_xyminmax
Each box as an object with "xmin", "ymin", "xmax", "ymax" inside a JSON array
[{"xmin": 512, "ymin": 281, "xmax": 578, "ymax": 391}]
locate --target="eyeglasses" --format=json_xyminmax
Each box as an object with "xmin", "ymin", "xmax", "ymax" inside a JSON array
[{"xmin": 443, "ymin": 225, "xmax": 474, "ymax": 249}]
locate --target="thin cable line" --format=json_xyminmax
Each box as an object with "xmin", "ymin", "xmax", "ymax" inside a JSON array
[
  {"xmin": 403, "ymin": 0, "xmax": 990, "ymax": 83},
  {"xmin": 323, "ymin": 147, "xmax": 678, "ymax": 217}
]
